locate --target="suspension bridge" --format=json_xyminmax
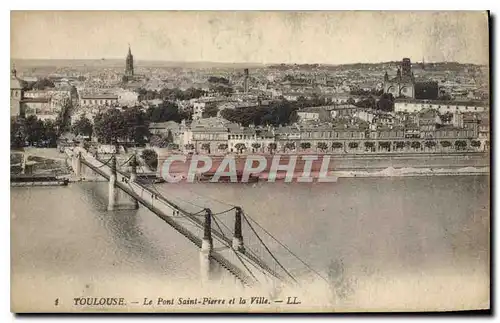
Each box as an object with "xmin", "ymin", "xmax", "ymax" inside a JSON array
[{"xmin": 65, "ymin": 147, "xmax": 327, "ymax": 290}]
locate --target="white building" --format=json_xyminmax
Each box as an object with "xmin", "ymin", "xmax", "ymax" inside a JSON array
[
  {"xmin": 354, "ymin": 109, "xmax": 376, "ymax": 124},
  {"xmin": 80, "ymin": 94, "xmax": 119, "ymax": 107},
  {"xmin": 117, "ymin": 89, "xmax": 139, "ymax": 107},
  {"xmin": 297, "ymin": 110, "xmax": 320, "ymax": 122},
  {"xmin": 394, "ymin": 99, "xmax": 487, "ymax": 114}
]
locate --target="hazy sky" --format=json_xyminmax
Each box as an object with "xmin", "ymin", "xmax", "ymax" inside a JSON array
[{"xmin": 11, "ymin": 11, "xmax": 489, "ymax": 64}]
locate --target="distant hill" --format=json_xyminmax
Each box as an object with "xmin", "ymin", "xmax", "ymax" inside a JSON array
[
  {"xmin": 10, "ymin": 58, "xmax": 486, "ymax": 71},
  {"xmin": 10, "ymin": 59, "xmax": 266, "ymax": 69}
]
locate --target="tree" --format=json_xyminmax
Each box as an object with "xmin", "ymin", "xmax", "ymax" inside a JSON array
[
  {"xmin": 440, "ymin": 112, "xmax": 453, "ymax": 123},
  {"xmin": 395, "ymin": 141, "xmax": 405, "ymax": 149},
  {"xmin": 146, "ymin": 101, "xmax": 183, "ymax": 123},
  {"xmin": 317, "ymin": 142, "xmax": 328, "ymax": 151},
  {"xmin": 354, "ymin": 97, "xmax": 376, "ymax": 109},
  {"xmin": 141, "ymin": 149, "xmax": 158, "ymax": 170},
  {"xmin": 72, "ymin": 117, "xmax": 93, "ymax": 139},
  {"xmin": 268, "ymin": 142, "xmax": 277, "ymax": 153},
  {"xmin": 220, "ymin": 101, "xmax": 299, "ymax": 127},
  {"xmin": 165, "ymin": 129, "xmax": 174, "ymax": 143},
  {"xmin": 208, "ymin": 76, "xmax": 229, "ymax": 84},
  {"xmin": 471, "ymin": 140, "xmax": 481, "ymax": 148},
  {"xmin": 93, "ymin": 109, "xmax": 126, "ymax": 145},
  {"xmin": 363, "ymin": 141, "xmax": 374, "ymax": 149},
  {"xmin": 424, "ymin": 141, "xmax": 437, "ymax": 149},
  {"xmin": 185, "ymin": 143, "xmax": 195, "ymax": 150},
  {"xmin": 251, "ymin": 143, "xmax": 262, "ymax": 151},
  {"xmin": 300, "ymin": 142, "xmax": 311, "ymax": 150},
  {"xmin": 202, "ymin": 143, "xmax": 211, "ymax": 153},
  {"xmin": 123, "ymin": 107, "xmax": 149, "ymax": 145},
  {"xmin": 455, "ymin": 140, "xmax": 467, "ymax": 150},
  {"xmin": 11, "ymin": 117, "xmax": 25, "ymax": 148},
  {"xmin": 440, "ymin": 141, "xmax": 452, "ymax": 148},
  {"xmin": 284, "ymin": 142, "xmax": 295, "ymax": 151},
  {"xmin": 332, "ymin": 142, "xmax": 344, "ymax": 149},
  {"xmin": 377, "ymin": 93, "xmax": 395, "ymax": 112},
  {"xmin": 24, "ymin": 115, "xmax": 45, "ymax": 146},
  {"xmin": 202, "ymin": 105, "xmax": 219, "ymax": 118},
  {"xmin": 169, "ymin": 143, "xmax": 180, "ymax": 150},
  {"xmin": 150, "ymin": 135, "xmax": 169, "ymax": 148},
  {"xmin": 235, "ymin": 143, "xmax": 246, "ymax": 153},
  {"xmin": 55, "ymin": 100, "xmax": 73, "ymax": 135},
  {"xmin": 42, "ymin": 120, "xmax": 58, "ymax": 147},
  {"xmin": 348, "ymin": 142, "xmax": 359, "ymax": 149},
  {"xmin": 218, "ymin": 143, "xmax": 228, "ymax": 151},
  {"xmin": 379, "ymin": 141, "xmax": 391, "ymax": 150},
  {"xmin": 411, "ymin": 141, "xmax": 421, "ymax": 150}
]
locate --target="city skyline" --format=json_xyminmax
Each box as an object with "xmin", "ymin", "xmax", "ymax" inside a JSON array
[{"xmin": 11, "ymin": 11, "xmax": 489, "ymax": 65}]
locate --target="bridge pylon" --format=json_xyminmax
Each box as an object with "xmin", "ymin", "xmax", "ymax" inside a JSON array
[
  {"xmin": 74, "ymin": 151, "xmax": 82, "ymax": 178},
  {"xmin": 200, "ymin": 208, "xmax": 216, "ymax": 285},
  {"xmin": 127, "ymin": 154, "xmax": 139, "ymax": 209},
  {"xmin": 232, "ymin": 207, "xmax": 244, "ymax": 252},
  {"xmin": 107, "ymin": 155, "xmax": 118, "ymax": 211}
]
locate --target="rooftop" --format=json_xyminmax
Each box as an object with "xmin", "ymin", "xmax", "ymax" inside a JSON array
[{"xmin": 81, "ymin": 94, "xmax": 118, "ymax": 99}]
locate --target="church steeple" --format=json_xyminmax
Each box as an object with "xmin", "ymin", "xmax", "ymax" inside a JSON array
[{"xmin": 125, "ymin": 44, "xmax": 134, "ymax": 77}]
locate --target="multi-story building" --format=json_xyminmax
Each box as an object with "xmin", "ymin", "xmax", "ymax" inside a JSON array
[
  {"xmin": 394, "ymin": 99, "xmax": 487, "ymax": 114},
  {"xmin": 79, "ymin": 94, "xmax": 119, "ymax": 107}
]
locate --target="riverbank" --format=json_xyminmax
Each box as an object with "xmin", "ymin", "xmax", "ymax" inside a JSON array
[{"xmin": 158, "ymin": 151, "xmax": 489, "ymax": 181}]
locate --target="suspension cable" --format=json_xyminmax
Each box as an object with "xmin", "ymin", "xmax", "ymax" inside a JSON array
[
  {"xmin": 244, "ymin": 211, "xmax": 329, "ymax": 284},
  {"xmin": 150, "ymin": 182, "xmax": 207, "ymax": 212},
  {"xmin": 118, "ymin": 154, "xmax": 135, "ymax": 167},
  {"xmin": 241, "ymin": 212, "xmax": 297, "ymax": 284},
  {"xmin": 211, "ymin": 206, "xmax": 237, "ymax": 216},
  {"xmin": 211, "ymin": 215, "xmax": 259, "ymax": 283}
]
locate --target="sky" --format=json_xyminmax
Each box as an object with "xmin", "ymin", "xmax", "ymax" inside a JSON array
[{"xmin": 10, "ymin": 11, "xmax": 489, "ymax": 65}]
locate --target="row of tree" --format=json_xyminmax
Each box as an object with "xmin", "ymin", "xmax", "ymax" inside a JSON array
[
  {"xmin": 145, "ymin": 101, "xmax": 192, "ymax": 123},
  {"xmin": 220, "ymin": 102, "xmax": 299, "ymax": 127},
  {"xmin": 10, "ymin": 100, "xmax": 73, "ymax": 148},
  {"xmin": 11, "ymin": 116, "xmax": 59, "ymax": 148},
  {"xmin": 137, "ymin": 87, "xmax": 207, "ymax": 101}
]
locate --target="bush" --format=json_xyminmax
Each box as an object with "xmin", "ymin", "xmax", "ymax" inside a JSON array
[
  {"xmin": 332, "ymin": 142, "xmax": 343, "ymax": 149},
  {"xmin": 348, "ymin": 142, "xmax": 359, "ymax": 149},
  {"xmin": 364, "ymin": 141, "xmax": 374, "ymax": 149},
  {"xmin": 300, "ymin": 142, "xmax": 311, "ymax": 150},
  {"xmin": 141, "ymin": 149, "xmax": 158, "ymax": 170},
  {"xmin": 395, "ymin": 141, "xmax": 405, "ymax": 149},
  {"xmin": 455, "ymin": 140, "xmax": 467, "ymax": 150},
  {"xmin": 410, "ymin": 141, "xmax": 421, "ymax": 149},
  {"xmin": 379, "ymin": 141, "xmax": 391, "ymax": 149},
  {"xmin": 471, "ymin": 140, "xmax": 481, "ymax": 147},
  {"xmin": 440, "ymin": 141, "xmax": 451, "ymax": 148},
  {"xmin": 424, "ymin": 141, "xmax": 436, "ymax": 148},
  {"xmin": 317, "ymin": 142, "xmax": 328, "ymax": 151}
]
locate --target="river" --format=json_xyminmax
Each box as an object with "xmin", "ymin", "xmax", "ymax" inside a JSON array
[{"xmin": 11, "ymin": 175, "xmax": 490, "ymax": 312}]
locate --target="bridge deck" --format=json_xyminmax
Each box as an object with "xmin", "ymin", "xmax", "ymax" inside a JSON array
[{"xmin": 77, "ymin": 152, "xmax": 285, "ymax": 287}]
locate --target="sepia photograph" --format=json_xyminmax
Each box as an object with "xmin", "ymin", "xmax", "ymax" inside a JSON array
[{"xmin": 9, "ymin": 10, "xmax": 490, "ymax": 313}]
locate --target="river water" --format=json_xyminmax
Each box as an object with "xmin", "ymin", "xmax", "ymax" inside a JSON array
[{"xmin": 11, "ymin": 175, "xmax": 490, "ymax": 312}]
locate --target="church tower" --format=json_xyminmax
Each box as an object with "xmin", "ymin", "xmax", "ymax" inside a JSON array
[{"xmin": 125, "ymin": 45, "xmax": 134, "ymax": 77}]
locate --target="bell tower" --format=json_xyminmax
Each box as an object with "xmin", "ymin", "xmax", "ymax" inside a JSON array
[{"xmin": 125, "ymin": 44, "xmax": 134, "ymax": 77}]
